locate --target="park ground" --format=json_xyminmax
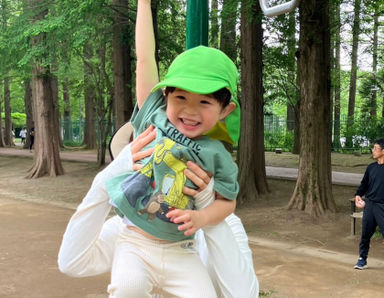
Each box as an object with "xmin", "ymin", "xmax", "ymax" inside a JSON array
[{"xmin": 0, "ymin": 147, "xmax": 383, "ymax": 298}]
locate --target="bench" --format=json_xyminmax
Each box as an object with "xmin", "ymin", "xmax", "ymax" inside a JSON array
[{"xmin": 349, "ymin": 198, "xmax": 363, "ymax": 236}]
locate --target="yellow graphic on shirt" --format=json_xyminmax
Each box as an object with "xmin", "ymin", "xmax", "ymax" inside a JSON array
[{"xmin": 152, "ymin": 138, "xmax": 190, "ymax": 209}]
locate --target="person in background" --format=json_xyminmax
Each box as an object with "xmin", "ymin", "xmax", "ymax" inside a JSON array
[
  {"xmin": 29, "ymin": 126, "xmax": 35, "ymax": 152},
  {"xmin": 354, "ymin": 138, "xmax": 384, "ymax": 270},
  {"xmin": 19, "ymin": 127, "xmax": 27, "ymax": 145}
]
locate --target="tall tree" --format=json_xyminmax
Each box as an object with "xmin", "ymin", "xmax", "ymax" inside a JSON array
[
  {"xmin": 23, "ymin": 79, "xmax": 33, "ymax": 150},
  {"xmin": 220, "ymin": 0, "xmax": 238, "ymax": 61},
  {"xmin": 2, "ymin": 0, "xmax": 12, "ymax": 146},
  {"xmin": 83, "ymin": 42, "xmax": 97, "ymax": 149},
  {"xmin": 288, "ymin": 0, "xmax": 336, "ymax": 216},
  {"xmin": 112, "ymin": 0, "xmax": 134, "ymax": 129},
  {"xmin": 285, "ymin": 11, "xmax": 300, "ymax": 154},
  {"xmin": 3, "ymin": 77, "xmax": 12, "ymax": 146},
  {"xmin": 209, "ymin": 0, "xmax": 219, "ymax": 48},
  {"xmin": 27, "ymin": 0, "xmax": 64, "ymax": 178},
  {"xmin": 331, "ymin": 0, "xmax": 341, "ymax": 150},
  {"xmin": 237, "ymin": 0, "xmax": 268, "ymax": 205},
  {"xmin": 0, "ymin": 92, "xmax": 4, "ymax": 146},
  {"xmin": 62, "ymin": 79, "xmax": 73, "ymax": 141},
  {"xmin": 345, "ymin": 0, "xmax": 362, "ymax": 148},
  {"xmin": 370, "ymin": 0, "xmax": 379, "ymax": 117}
]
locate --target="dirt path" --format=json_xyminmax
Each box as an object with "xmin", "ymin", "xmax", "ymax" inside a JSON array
[
  {"xmin": 0, "ymin": 197, "xmax": 383, "ymax": 298},
  {"xmin": 0, "ymin": 198, "xmax": 109, "ymax": 298},
  {"xmin": 1, "ymin": 149, "xmax": 383, "ymax": 297}
]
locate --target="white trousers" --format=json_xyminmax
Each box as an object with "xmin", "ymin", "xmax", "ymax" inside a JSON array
[{"xmin": 108, "ymin": 228, "xmax": 217, "ymax": 298}]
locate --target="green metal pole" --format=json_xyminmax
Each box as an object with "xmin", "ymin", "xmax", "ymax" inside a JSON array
[{"xmin": 186, "ymin": 0, "xmax": 208, "ymax": 49}]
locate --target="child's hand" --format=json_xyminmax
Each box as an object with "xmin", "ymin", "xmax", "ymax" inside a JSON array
[{"xmin": 166, "ymin": 209, "xmax": 207, "ymax": 236}]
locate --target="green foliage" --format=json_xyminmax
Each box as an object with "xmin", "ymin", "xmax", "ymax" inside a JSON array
[
  {"xmin": 63, "ymin": 140, "xmax": 83, "ymax": 147},
  {"xmin": 1, "ymin": 112, "xmax": 26, "ymax": 128}
]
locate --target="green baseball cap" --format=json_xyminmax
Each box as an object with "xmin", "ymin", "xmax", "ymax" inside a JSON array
[{"xmin": 152, "ymin": 46, "xmax": 241, "ymax": 145}]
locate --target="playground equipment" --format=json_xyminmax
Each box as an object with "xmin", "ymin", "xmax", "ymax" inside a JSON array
[
  {"xmin": 186, "ymin": 0, "xmax": 208, "ymax": 49},
  {"xmin": 186, "ymin": 0, "xmax": 299, "ymax": 49},
  {"xmin": 259, "ymin": 0, "xmax": 300, "ymax": 17}
]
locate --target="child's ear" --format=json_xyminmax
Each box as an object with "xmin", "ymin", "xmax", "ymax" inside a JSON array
[{"xmin": 220, "ymin": 102, "xmax": 236, "ymax": 120}]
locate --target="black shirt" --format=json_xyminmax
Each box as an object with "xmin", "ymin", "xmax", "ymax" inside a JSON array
[{"xmin": 355, "ymin": 162, "xmax": 384, "ymax": 203}]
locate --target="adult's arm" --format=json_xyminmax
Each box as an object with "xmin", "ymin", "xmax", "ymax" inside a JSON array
[
  {"xmin": 57, "ymin": 144, "xmax": 135, "ymax": 277},
  {"xmin": 355, "ymin": 166, "xmax": 369, "ymax": 208},
  {"xmin": 58, "ymin": 127, "xmax": 156, "ymax": 277}
]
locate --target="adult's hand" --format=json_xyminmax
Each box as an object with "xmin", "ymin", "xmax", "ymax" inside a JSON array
[
  {"xmin": 183, "ymin": 161, "xmax": 212, "ymax": 197},
  {"xmin": 355, "ymin": 195, "xmax": 365, "ymax": 209},
  {"xmin": 131, "ymin": 125, "xmax": 156, "ymax": 171}
]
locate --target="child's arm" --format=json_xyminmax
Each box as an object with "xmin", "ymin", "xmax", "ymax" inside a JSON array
[
  {"xmin": 167, "ymin": 197, "xmax": 236, "ymax": 236},
  {"xmin": 136, "ymin": 0, "xmax": 159, "ymax": 109}
]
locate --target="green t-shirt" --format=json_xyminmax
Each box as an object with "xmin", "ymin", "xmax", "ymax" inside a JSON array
[{"xmin": 106, "ymin": 90, "xmax": 239, "ymax": 242}]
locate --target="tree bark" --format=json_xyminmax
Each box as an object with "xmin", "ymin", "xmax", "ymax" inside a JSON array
[
  {"xmin": 27, "ymin": 2, "xmax": 64, "ymax": 178},
  {"xmin": 62, "ymin": 79, "xmax": 73, "ymax": 141},
  {"xmin": 285, "ymin": 11, "xmax": 300, "ymax": 154},
  {"xmin": 27, "ymin": 64, "xmax": 64, "ymax": 178},
  {"xmin": 112, "ymin": 0, "xmax": 133, "ymax": 130},
  {"xmin": 209, "ymin": 0, "xmax": 219, "ymax": 48},
  {"xmin": 332, "ymin": 0, "xmax": 341, "ymax": 150},
  {"xmin": 370, "ymin": 2, "xmax": 378, "ymax": 117},
  {"xmin": 237, "ymin": 0, "xmax": 268, "ymax": 205},
  {"xmin": 220, "ymin": 0, "xmax": 238, "ymax": 61},
  {"xmin": 0, "ymin": 92, "xmax": 4, "ymax": 147},
  {"xmin": 288, "ymin": 0, "xmax": 336, "ymax": 217},
  {"xmin": 3, "ymin": 76, "xmax": 13, "ymax": 146},
  {"xmin": 2, "ymin": 0, "xmax": 12, "ymax": 146},
  {"xmin": 50, "ymin": 68, "xmax": 63, "ymax": 148},
  {"xmin": 23, "ymin": 80, "xmax": 33, "ymax": 150},
  {"xmin": 345, "ymin": 0, "xmax": 361, "ymax": 148},
  {"xmin": 83, "ymin": 43, "xmax": 97, "ymax": 149}
]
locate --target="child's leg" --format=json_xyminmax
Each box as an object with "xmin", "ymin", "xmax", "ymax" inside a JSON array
[
  {"xmin": 108, "ymin": 229, "xmax": 158, "ymax": 298},
  {"xmin": 161, "ymin": 240, "xmax": 217, "ymax": 298}
]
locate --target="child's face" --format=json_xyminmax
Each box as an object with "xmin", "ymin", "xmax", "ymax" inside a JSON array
[{"xmin": 166, "ymin": 88, "xmax": 235, "ymax": 139}]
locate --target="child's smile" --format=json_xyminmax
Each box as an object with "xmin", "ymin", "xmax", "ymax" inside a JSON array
[{"xmin": 166, "ymin": 88, "xmax": 233, "ymax": 139}]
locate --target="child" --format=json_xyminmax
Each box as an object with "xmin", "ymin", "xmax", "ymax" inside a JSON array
[
  {"xmin": 59, "ymin": 0, "xmax": 258, "ymax": 296},
  {"xmin": 104, "ymin": 0, "xmax": 243, "ymax": 295},
  {"xmin": 106, "ymin": 51, "xmax": 240, "ymax": 242}
]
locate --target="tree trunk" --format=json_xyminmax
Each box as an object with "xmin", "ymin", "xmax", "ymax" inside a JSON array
[
  {"xmin": 370, "ymin": 2, "xmax": 378, "ymax": 117},
  {"xmin": 51, "ymin": 60, "xmax": 63, "ymax": 148},
  {"xmin": 332, "ymin": 0, "xmax": 341, "ymax": 150},
  {"xmin": 2, "ymin": 0, "xmax": 11, "ymax": 147},
  {"xmin": 27, "ymin": 64, "xmax": 64, "ymax": 178},
  {"xmin": 95, "ymin": 42, "xmax": 114, "ymax": 167},
  {"xmin": 220, "ymin": 0, "xmax": 238, "ymax": 61},
  {"xmin": 112, "ymin": 0, "xmax": 133, "ymax": 129},
  {"xmin": 237, "ymin": 0, "xmax": 268, "ymax": 205},
  {"xmin": 285, "ymin": 11, "xmax": 299, "ymax": 154},
  {"xmin": 209, "ymin": 0, "xmax": 219, "ymax": 48},
  {"xmin": 63, "ymin": 79, "xmax": 73, "ymax": 141},
  {"xmin": 345, "ymin": 0, "xmax": 361, "ymax": 148},
  {"xmin": 0, "ymin": 92, "xmax": 4, "ymax": 147},
  {"xmin": 151, "ymin": 0, "xmax": 160, "ymax": 71},
  {"xmin": 23, "ymin": 80, "xmax": 33, "ymax": 150},
  {"xmin": 83, "ymin": 43, "xmax": 97, "ymax": 149},
  {"xmin": 3, "ymin": 76, "xmax": 13, "ymax": 146},
  {"xmin": 288, "ymin": 0, "xmax": 336, "ymax": 217},
  {"xmin": 27, "ymin": 2, "xmax": 63, "ymax": 178}
]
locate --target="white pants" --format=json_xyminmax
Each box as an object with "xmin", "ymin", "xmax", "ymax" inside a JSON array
[{"xmin": 108, "ymin": 228, "xmax": 217, "ymax": 298}]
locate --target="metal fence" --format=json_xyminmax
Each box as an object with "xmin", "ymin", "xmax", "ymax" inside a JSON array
[{"xmin": 61, "ymin": 117, "xmax": 384, "ymax": 152}]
